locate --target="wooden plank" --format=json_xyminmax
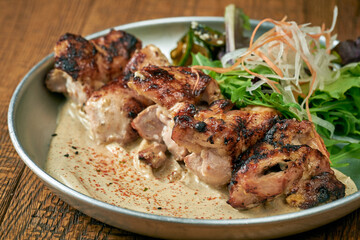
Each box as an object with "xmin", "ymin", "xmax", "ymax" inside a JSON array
[
  {"xmin": 0, "ymin": 168, "xmax": 150, "ymax": 239},
  {"xmin": 0, "ymin": 0, "xmax": 95, "ymax": 232}
]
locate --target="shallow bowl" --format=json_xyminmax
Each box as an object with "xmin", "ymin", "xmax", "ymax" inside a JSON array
[{"xmin": 8, "ymin": 17, "xmax": 360, "ymax": 239}]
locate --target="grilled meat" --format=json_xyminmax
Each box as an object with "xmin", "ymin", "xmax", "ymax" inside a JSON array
[
  {"xmin": 131, "ymin": 105, "xmax": 164, "ymax": 142},
  {"xmin": 124, "ymin": 44, "xmax": 170, "ymax": 78},
  {"xmin": 138, "ymin": 142, "xmax": 167, "ymax": 168},
  {"xmin": 130, "ymin": 65, "xmax": 222, "ymax": 166},
  {"xmin": 84, "ymin": 80, "xmax": 152, "ymax": 145},
  {"xmin": 184, "ymin": 151, "xmax": 232, "ymax": 186},
  {"xmin": 229, "ymin": 119, "xmax": 345, "ymax": 209},
  {"xmin": 132, "ymin": 104, "xmax": 188, "ymax": 162},
  {"xmin": 91, "ymin": 29, "xmax": 142, "ymax": 80},
  {"xmin": 173, "ymin": 100, "xmax": 279, "ymax": 157},
  {"xmin": 128, "ymin": 65, "xmax": 222, "ymax": 108},
  {"xmin": 172, "ymin": 100, "xmax": 279, "ymax": 186},
  {"xmin": 46, "ymin": 30, "xmax": 141, "ymax": 104},
  {"xmin": 83, "ymin": 43, "xmax": 174, "ymax": 145}
]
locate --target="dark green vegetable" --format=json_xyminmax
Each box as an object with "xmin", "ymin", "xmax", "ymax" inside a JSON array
[
  {"xmin": 192, "ymin": 53, "xmax": 301, "ymax": 119},
  {"xmin": 170, "ymin": 30, "xmax": 195, "ymax": 66},
  {"xmin": 171, "ymin": 22, "xmax": 226, "ymax": 66}
]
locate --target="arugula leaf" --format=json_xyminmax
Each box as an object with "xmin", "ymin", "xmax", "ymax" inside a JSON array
[
  {"xmin": 309, "ymin": 63, "xmax": 360, "ymax": 138},
  {"xmin": 192, "ymin": 53, "xmax": 302, "ymax": 119},
  {"xmin": 330, "ymin": 143, "xmax": 360, "ymax": 163},
  {"xmin": 322, "ymin": 63, "xmax": 360, "ymax": 99},
  {"xmin": 328, "ymin": 143, "xmax": 360, "ymax": 187}
]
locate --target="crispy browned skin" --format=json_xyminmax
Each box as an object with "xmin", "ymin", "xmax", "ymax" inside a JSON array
[
  {"xmin": 45, "ymin": 30, "xmax": 141, "ymax": 104},
  {"xmin": 172, "ymin": 100, "xmax": 279, "ymax": 157},
  {"xmin": 92, "ymin": 30, "xmax": 142, "ymax": 80},
  {"xmin": 54, "ymin": 33, "xmax": 102, "ymax": 82},
  {"xmin": 124, "ymin": 44, "xmax": 170, "ymax": 77},
  {"xmin": 260, "ymin": 118, "xmax": 330, "ymax": 159},
  {"xmin": 128, "ymin": 65, "xmax": 222, "ymax": 108},
  {"xmin": 171, "ymin": 100, "xmax": 279, "ymax": 186},
  {"xmin": 229, "ymin": 119, "xmax": 345, "ymax": 209}
]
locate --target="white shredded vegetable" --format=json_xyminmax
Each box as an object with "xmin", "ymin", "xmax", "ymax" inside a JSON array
[{"xmin": 220, "ymin": 6, "xmax": 339, "ymax": 122}]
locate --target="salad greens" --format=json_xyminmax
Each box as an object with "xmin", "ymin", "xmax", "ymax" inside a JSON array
[{"xmin": 192, "ymin": 53, "xmax": 301, "ymax": 119}]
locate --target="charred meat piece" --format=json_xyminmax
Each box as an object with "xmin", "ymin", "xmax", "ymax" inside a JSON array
[
  {"xmin": 124, "ymin": 44, "xmax": 170, "ymax": 78},
  {"xmin": 285, "ymin": 172, "xmax": 345, "ymax": 209},
  {"xmin": 138, "ymin": 142, "xmax": 167, "ymax": 168},
  {"xmin": 228, "ymin": 145, "xmax": 345, "ymax": 209},
  {"xmin": 229, "ymin": 119, "xmax": 345, "ymax": 209},
  {"xmin": 83, "ymin": 44, "xmax": 173, "ymax": 145},
  {"xmin": 128, "ymin": 65, "xmax": 222, "ymax": 108},
  {"xmin": 46, "ymin": 33, "xmax": 104, "ymax": 104},
  {"xmin": 172, "ymin": 100, "xmax": 279, "ymax": 186},
  {"xmin": 91, "ymin": 29, "xmax": 142, "ymax": 80},
  {"xmin": 234, "ymin": 119, "xmax": 331, "ymax": 171},
  {"xmin": 46, "ymin": 30, "xmax": 141, "ymax": 104},
  {"xmin": 84, "ymin": 81, "xmax": 152, "ymax": 145},
  {"xmin": 172, "ymin": 100, "xmax": 279, "ymax": 158},
  {"xmin": 261, "ymin": 119, "xmax": 330, "ymax": 159},
  {"xmin": 130, "ymin": 65, "xmax": 221, "ymax": 163}
]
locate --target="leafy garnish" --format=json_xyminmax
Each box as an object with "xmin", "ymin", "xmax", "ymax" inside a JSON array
[
  {"xmin": 192, "ymin": 53, "xmax": 301, "ymax": 119},
  {"xmin": 309, "ymin": 63, "xmax": 360, "ymax": 139}
]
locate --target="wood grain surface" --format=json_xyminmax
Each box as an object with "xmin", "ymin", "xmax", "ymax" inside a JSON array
[{"xmin": 1, "ymin": 0, "xmax": 360, "ymax": 239}]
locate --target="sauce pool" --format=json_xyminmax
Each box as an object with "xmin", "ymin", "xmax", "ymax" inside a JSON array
[{"xmin": 46, "ymin": 101, "xmax": 357, "ymax": 219}]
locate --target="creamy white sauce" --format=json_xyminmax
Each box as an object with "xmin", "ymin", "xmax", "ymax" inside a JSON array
[{"xmin": 46, "ymin": 101, "xmax": 357, "ymax": 219}]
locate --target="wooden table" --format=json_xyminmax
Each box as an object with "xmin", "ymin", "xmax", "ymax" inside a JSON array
[{"xmin": 1, "ymin": 0, "xmax": 359, "ymax": 239}]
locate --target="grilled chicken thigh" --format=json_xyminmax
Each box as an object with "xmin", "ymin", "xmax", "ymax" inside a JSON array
[
  {"xmin": 228, "ymin": 119, "xmax": 345, "ymax": 209},
  {"xmin": 131, "ymin": 105, "xmax": 164, "ymax": 142},
  {"xmin": 84, "ymin": 44, "xmax": 171, "ymax": 145},
  {"xmin": 84, "ymin": 81, "xmax": 152, "ymax": 145},
  {"xmin": 91, "ymin": 30, "xmax": 142, "ymax": 80},
  {"xmin": 132, "ymin": 104, "xmax": 189, "ymax": 162},
  {"xmin": 130, "ymin": 65, "xmax": 223, "ymax": 167},
  {"xmin": 124, "ymin": 44, "xmax": 170, "ymax": 77},
  {"xmin": 46, "ymin": 30, "xmax": 141, "ymax": 105},
  {"xmin": 138, "ymin": 142, "xmax": 168, "ymax": 168},
  {"xmin": 171, "ymin": 100, "xmax": 279, "ymax": 186},
  {"xmin": 128, "ymin": 65, "xmax": 222, "ymax": 108}
]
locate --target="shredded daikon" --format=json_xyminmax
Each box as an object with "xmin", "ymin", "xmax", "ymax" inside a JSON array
[{"xmin": 192, "ymin": 7, "xmax": 339, "ymax": 122}]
